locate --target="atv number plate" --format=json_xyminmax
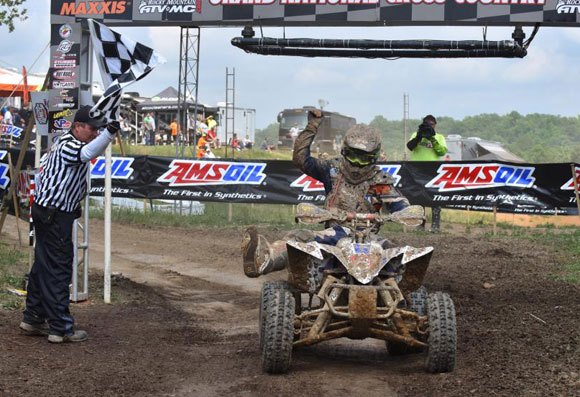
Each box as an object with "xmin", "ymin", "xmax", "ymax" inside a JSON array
[{"xmin": 353, "ymin": 243, "xmax": 371, "ymax": 254}]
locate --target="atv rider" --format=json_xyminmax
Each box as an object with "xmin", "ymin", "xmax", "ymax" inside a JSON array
[{"xmin": 242, "ymin": 110, "xmax": 410, "ymax": 277}]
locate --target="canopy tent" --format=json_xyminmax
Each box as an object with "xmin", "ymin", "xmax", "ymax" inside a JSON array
[
  {"xmin": 0, "ymin": 67, "xmax": 44, "ymax": 98},
  {"xmin": 136, "ymin": 86, "xmax": 207, "ymax": 113}
]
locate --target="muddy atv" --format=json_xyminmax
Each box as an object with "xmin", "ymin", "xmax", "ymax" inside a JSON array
[{"xmin": 259, "ymin": 203, "xmax": 457, "ymax": 374}]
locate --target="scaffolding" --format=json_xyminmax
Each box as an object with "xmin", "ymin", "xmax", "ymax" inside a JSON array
[
  {"xmin": 224, "ymin": 67, "xmax": 235, "ymax": 158},
  {"xmin": 177, "ymin": 27, "xmax": 201, "ymax": 158}
]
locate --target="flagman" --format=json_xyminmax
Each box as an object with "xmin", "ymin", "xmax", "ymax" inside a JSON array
[
  {"xmin": 20, "ymin": 19, "xmax": 164, "ymax": 343},
  {"xmin": 20, "ymin": 107, "xmax": 120, "ymax": 343}
]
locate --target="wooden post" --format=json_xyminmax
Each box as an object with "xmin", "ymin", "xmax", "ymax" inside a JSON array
[
  {"xmin": 7, "ymin": 154, "xmax": 22, "ymax": 246},
  {"xmin": 116, "ymin": 132, "xmax": 126, "ymax": 156},
  {"xmin": 493, "ymin": 206, "xmax": 497, "ymax": 236},
  {"xmin": 571, "ymin": 164, "xmax": 580, "ymax": 223},
  {"xmin": 0, "ymin": 74, "xmax": 48, "ymax": 234},
  {"xmin": 228, "ymin": 202, "xmax": 233, "ymax": 222}
]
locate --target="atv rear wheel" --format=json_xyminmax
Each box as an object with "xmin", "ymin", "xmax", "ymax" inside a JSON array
[
  {"xmin": 426, "ymin": 291, "xmax": 457, "ymax": 373},
  {"xmin": 261, "ymin": 281, "xmax": 295, "ymax": 374}
]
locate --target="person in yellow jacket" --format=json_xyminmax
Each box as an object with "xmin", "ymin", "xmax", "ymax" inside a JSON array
[{"xmin": 406, "ymin": 115, "xmax": 447, "ymax": 232}]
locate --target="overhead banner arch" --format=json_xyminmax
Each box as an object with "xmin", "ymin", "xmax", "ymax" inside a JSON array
[
  {"xmin": 47, "ymin": 0, "xmax": 578, "ymax": 142},
  {"xmin": 51, "ymin": 0, "xmax": 579, "ymax": 28}
]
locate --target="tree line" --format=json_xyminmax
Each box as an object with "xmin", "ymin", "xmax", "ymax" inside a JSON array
[{"xmin": 256, "ymin": 111, "xmax": 580, "ymax": 163}]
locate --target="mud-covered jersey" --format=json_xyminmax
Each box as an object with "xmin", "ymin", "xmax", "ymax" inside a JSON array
[{"xmin": 292, "ymin": 123, "xmax": 408, "ymax": 214}]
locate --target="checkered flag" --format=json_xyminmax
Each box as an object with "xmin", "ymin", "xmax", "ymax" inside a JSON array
[{"xmin": 88, "ymin": 19, "xmax": 165, "ymax": 121}]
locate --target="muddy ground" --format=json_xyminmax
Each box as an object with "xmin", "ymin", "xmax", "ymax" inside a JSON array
[{"xmin": 0, "ymin": 217, "xmax": 578, "ymax": 396}]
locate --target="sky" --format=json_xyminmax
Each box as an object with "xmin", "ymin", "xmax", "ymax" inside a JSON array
[{"xmin": 2, "ymin": 0, "xmax": 580, "ymax": 129}]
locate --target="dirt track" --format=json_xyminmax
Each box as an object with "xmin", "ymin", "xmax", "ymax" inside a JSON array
[{"xmin": 1, "ymin": 216, "xmax": 579, "ymax": 396}]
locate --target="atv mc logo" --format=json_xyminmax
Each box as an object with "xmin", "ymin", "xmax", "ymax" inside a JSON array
[
  {"xmin": 158, "ymin": 160, "xmax": 267, "ymax": 186},
  {"xmin": 290, "ymin": 165, "xmax": 402, "ymax": 192},
  {"xmin": 426, "ymin": 163, "xmax": 536, "ymax": 192}
]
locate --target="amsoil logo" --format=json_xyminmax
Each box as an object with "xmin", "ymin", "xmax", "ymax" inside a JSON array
[
  {"xmin": 561, "ymin": 166, "xmax": 580, "ymax": 190},
  {"xmin": 425, "ymin": 163, "xmax": 536, "ymax": 192},
  {"xmin": 60, "ymin": 1, "xmax": 127, "ymax": 15},
  {"xmin": 0, "ymin": 151, "xmax": 9, "ymax": 189},
  {"xmin": 290, "ymin": 175, "xmax": 324, "ymax": 192},
  {"xmin": 290, "ymin": 165, "xmax": 402, "ymax": 192},
  {"xmin": 90, "ymin": 157, "xmax": 135, "ymax": 179},
  {"xmin": 158, "ymin": 160, "xmax": 267, "ymax": 186},
  {"xmin": 139, "ymin": 0, "xmax": 201, "ymax": 13}
]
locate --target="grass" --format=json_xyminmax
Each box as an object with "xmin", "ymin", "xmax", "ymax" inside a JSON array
[
  {"xmin": 535, "ymin": 230, "xmax": 580, "ymax": 283},
  {"xmin": 113, "ymin": 142, "xmax": 293, "ymax": 160},
  {"xmin": 90, "ymin": 202, "xmax": 300, "ymax": 229},
  {"xmin": 0, "ymin": 241, "xmax": 28, "ymax": 310}
]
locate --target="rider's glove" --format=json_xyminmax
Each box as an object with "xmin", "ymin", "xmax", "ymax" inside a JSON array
[
  {"xmin": 106, "ymin": 121, "xmax": 121, "ymax": 135},
  {"xmin": 307, "ymin": 109, "xmax": 324, "ymax": 130}
]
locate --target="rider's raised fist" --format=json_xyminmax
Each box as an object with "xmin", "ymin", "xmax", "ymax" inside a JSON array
[{"xmin": 308, "ymin": 109, "xmax": 323, "ymax": 119}]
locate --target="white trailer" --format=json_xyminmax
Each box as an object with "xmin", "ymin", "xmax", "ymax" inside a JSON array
[{"xmin": 214, "ymin": 103, "xmax": 256, "ymax": 145}]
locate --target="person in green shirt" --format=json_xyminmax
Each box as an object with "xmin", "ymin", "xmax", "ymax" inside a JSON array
[{"xmin": 406, "ymin": 115, "xmax": 447, "ymax": 231}]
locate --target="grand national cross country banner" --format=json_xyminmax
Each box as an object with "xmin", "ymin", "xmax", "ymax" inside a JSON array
[
  {"xmin": 51, "ymin": 0, "xmax": 580, "ymax": 28},
  {"xmin": 2, "ymin": 150, "xmax": 578, "ymax": 215}
]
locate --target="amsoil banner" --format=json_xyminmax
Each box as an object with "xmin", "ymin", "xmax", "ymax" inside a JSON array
[{"xmin": 3, "ymin": 150, "xmax": 577, "ymax": 215}]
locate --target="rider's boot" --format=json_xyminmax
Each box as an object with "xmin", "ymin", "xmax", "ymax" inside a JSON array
[
  {"xmin": 242, "ymin": 227, "xmax": 288, "ymax": 278},
  {"xmin": 242, "ymin": 226, "xmax": 260, "ymax": 277},
  {"xmin": 257, "ymin": 240, "xmax": 288, "ymax": 275}
]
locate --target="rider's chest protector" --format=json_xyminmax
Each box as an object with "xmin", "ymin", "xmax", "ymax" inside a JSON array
[{"xmin": 324, "ymin": 163, "xmax": 394, "ymax": 213}]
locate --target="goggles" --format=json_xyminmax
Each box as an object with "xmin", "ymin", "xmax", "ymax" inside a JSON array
[{"xmin": 342, "ymin": 147, "xmax": 379, "ymax": 167}]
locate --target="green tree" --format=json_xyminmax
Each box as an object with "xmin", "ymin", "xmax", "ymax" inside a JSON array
[
  {"xmin": 255, "ymin": 122, "xmax": 279, "ymax": 147},
  {"xmin": 0, "ymin": 0, "xmax": 27, "ymax": 32}
]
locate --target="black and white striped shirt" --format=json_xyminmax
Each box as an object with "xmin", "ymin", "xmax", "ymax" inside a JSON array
[{"xmin": 35, "ymin": 132, "xmax": 90, "ymax": 212}]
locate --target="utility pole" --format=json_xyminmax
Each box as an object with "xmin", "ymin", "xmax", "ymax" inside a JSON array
[{"xmin": 403, "ymin": 93, "xmax": 409, "ymax": 161}]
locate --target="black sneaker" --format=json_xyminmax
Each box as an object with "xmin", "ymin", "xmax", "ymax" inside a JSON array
[
  {"xmin": 242, "ymin": 226, "xmax": 260, "ymax": 278},
  {"xmin": 48, "ymin": 330, "xmax": 88, "ymax": 344},
  {"xmin": 19, "ymin": 321, "xmax": 49, "ymax": 336}
]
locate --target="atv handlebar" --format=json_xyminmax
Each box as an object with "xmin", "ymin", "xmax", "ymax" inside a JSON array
[{"xmin": 295, "ymin": 203, "xmax": 424, "ymax": 227}]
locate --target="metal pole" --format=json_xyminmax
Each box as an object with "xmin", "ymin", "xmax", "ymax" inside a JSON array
[
  {"xmin": 232, "ymin": 68, "xmax": 236, "ymax": 160},
  {"xmin": 403, "ymin": 93, "xmax": 409, "ymax": 161},
  {"xmin": 103, "ymin": 143, "xmax": 112, "ymax": 303},
  {"xmin": 225, "ymin": 68, "xmax": 229, "ymax": 159}
]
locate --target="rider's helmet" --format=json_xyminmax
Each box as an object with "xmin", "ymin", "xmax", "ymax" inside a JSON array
[{"xmin": 340, "ymin": 124, "xmax": 382, "ymax": 183}]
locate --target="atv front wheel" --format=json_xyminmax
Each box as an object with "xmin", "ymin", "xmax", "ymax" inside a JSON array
[
  {"xmin": 261, "ymin": 281, "xmax": 295, "ymax": 374},
  {"xmin": 409, "ymin": 285, "xmax": 428, "ymax": 316},
  {"xmin": 425, "ymin": 291, "xmax": 456, "ymax": 373}
]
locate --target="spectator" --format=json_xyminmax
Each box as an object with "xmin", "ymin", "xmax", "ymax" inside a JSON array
[
  {"xmin": 406, "ymin": 114, "xmax": 447, "ymax": 232},
  {"xmin": 260, "ymin": 137, "xmax": 273, "ymax": 152},
  {"xmin": 243, "ymin": 134, "xmax": 253, "ymax": 150},
  {"xmin": 203, "ymin": 145, "xmax": 216, "ymax": 159},
  {"xmin": 196, "ymin": 133, "xmax": 207, "ymax": 158},
  {"xmin": 20, "ymin": 105, "xmax": 118, "ymax": 343},
  {"xmin": 142, "ymin": 113, "xmax": 155, "ymax": 145},
  {"xmin": 3, "ymin": 107, "xmax": 13, "ymax": 125},
  {"xmin": 230, "ymin": 134, "xmax": 241, "ymax": 151},
  {"xmin": 170, "ymin": 119, "xmax": 180, "ymax": 144},
  {"xmin": 289, "ymin": 123, "xmax": 300, "ymax": 141}
]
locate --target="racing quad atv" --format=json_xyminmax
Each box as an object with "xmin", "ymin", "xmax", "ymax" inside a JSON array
[{"xmin": 259, "ymin": 203, "xmax": 456, "ymax": 374}]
